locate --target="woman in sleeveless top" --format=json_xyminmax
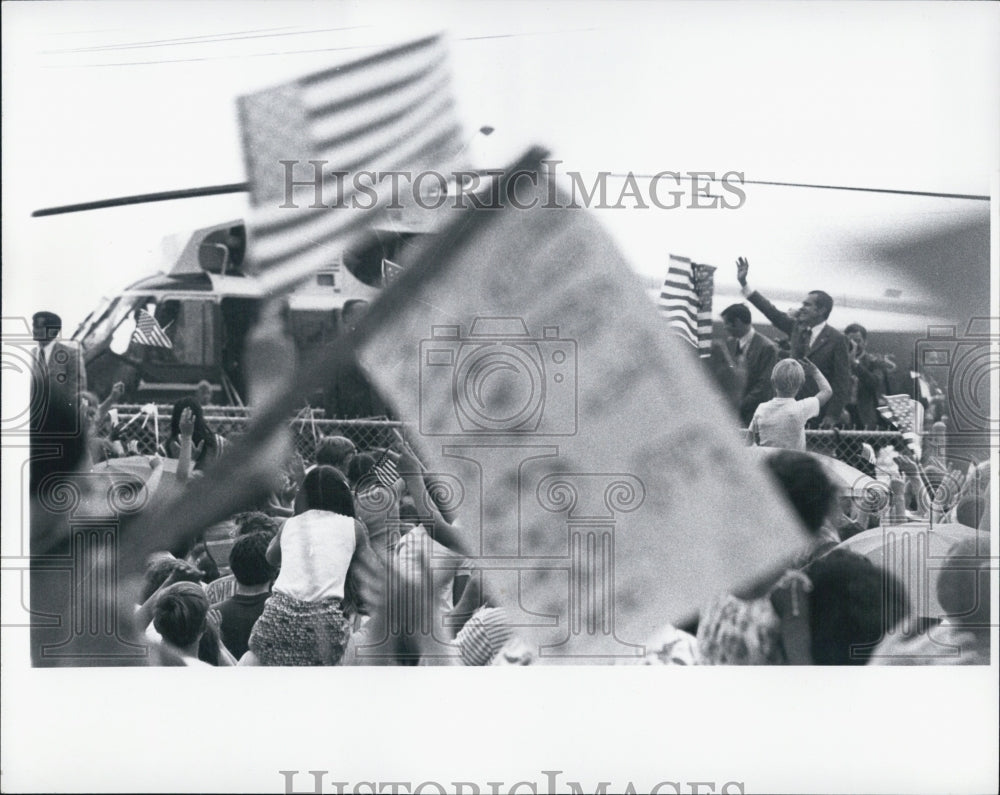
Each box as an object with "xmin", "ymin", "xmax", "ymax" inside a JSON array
[{"xmin": 247, "ymin": 466, "xmax": 379, "ymax": 665}]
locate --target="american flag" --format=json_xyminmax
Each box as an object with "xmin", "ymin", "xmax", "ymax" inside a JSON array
[
  {"xmin": 370, "ymin": 447, "xmax": 400, "ymax": 488},
  {"xmin": 879, "ymin": 394, "xmax": 925, "ymax": 458},
  {"xmin": 131, "ymin": 309, "xmax": 172, "ymax": 348},
  {"xmin": 658, "ymin": 254, "xmax": 716, "ymax": 358},
  {"xmin": 237, "ymin": 34, "xmax": 463, "ymax": 291}
]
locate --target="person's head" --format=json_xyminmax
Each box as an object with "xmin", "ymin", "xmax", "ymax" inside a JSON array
[
  {"xmin": 185, "ymin": 543, "xmax": 220, "ymax": 583},
  {"xmin": 195, "ymin": 380, "xmax": 213, "ymax": 407},
  {"xmin": 844, "ymin": 323, "xmax": 868, "ymax": 355},
  {"xmin": 936, "ymin": 538, "xmax": 990, "ymax": 627},
  {"xmin": 169, "ymin": 397, "xmax": 209, "ymax": 441},
  {"xmin": 139, "ymin": 556, "xmax": 204, "ymax": 603},
  {"xmin": 771, "ymin": 358, "xmax": 805, "ymax": 397},
  {"xmin": 153, "ymin": 581, "xmax": 210, "ymax": 650},
  {"xmin": 347, "ymin": 452, "xmax": 377, "ymax": 487},
  {"xmin": 721, "ymin": 303, "xmax": 752, "ymax": 339},
  {"xmin": 232, "ymin": 510, "xmax": 280, "ymax": 538},
  {"xmin": 315, "ymin": 435, "xmax": 357, "ymax": 474},
  {"xmin": 295, "ymin": 465, "xmax": 356, "ymax": 517},
  {"xmin": 796, "ymin": 291, "xmax": 833, "ymax": 327},
  {"xmin": 804, "ymin": 549, "xmax": 909, "ymax": 665},
  {"xmin": 765, "ymin": 450, "xmax": 837, "ymax": 537},
  {"xmin": 228, "ymin": 531, "xmax": 277, "ymax": 587},
  {"xmin": 32, "ymin": 311, "xmax": 62, "ymax": 345}
]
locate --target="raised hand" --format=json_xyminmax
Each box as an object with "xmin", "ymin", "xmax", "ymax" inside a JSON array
[
  {"xmin": 736, "ymin": 256, "xmax": 750, "ymax": 286},
  {"xmin": 110, "ymin": 381, "xmax": 125, "ymax": 401},
  {"xmin": 178, "ymin": 407, "xmax": 195, "ymax": 439}
]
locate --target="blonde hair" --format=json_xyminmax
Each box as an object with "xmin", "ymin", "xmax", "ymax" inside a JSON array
[{"xmin": 771, "ymin": 358, "xmax": 805, "ymax": 396}]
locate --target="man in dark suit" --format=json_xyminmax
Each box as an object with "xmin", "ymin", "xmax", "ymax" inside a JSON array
[
  {"xmin": 720, "ymin": 303, "xmax": 778, "ymax": 427},
  {"xmin": 735, "ymin": 257, "xmax": 851, "ymax": 428},
  {"xmin": 844, "ymin": 323, "xmax": 895, "ymax": 430},
  {"xmin": 30, "ymin": 311, "xmax": 89, "ymax": 497}
]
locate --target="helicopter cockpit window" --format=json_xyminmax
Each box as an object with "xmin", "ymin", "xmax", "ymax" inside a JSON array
[
  {"xmin": 83, "ymin": 295, "xmax": 146, "ymax": 353},
  {"xmin": 145, "ymin": 299, "xmax": 218, "ymax": 367}
]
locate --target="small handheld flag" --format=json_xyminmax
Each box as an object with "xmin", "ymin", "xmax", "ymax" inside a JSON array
[
  {"xmin": 370, "ymin": 448, "xmax": 400, "ymax": 488},
  {"xmin": 131, "ymin": 309, "xmax": 172, "ymax": 348}
]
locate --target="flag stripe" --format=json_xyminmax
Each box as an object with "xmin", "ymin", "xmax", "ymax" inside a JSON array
[
  {"xmin": 300, "ymin": 34, "xmax": 442, "ymax": 88},
  {"xmin": 239, "ymin": 33, "xmax": 462, "ymax": 280},
  {"xmin": 250, "ymin": 121, "xmax": 461, "ymax": 269},
  {"xmin": 311, "ymin": 69, "xmax": 452, "ymax": 152},
  {"xmin": 308, "ymin": 53, "xmax": 449, "ymax": 139},
  {"xmin": 249, "ymin": 101, "xmax": 459, "ymax": 238},
  {"xmin": 132, "ymin": 309, "xmax": 173, "ymax": 348},
  {"xmin": 658, "ymin": 254, "xmax": 715, "ymax": 356}
]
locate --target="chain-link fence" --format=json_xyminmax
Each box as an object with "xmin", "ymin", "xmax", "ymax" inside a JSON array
[
  {"xmin": 111, "ymin": 405, "xmax": 908, "ymax": 473},
  {"xmin": 111, "ymin": 405, "xmax": 406, "ymax": 464}
]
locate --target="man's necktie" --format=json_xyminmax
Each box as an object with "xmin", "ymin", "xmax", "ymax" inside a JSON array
[{"xmin": 791, "ymin": 325, "xmax": 810, "ymax": 359}]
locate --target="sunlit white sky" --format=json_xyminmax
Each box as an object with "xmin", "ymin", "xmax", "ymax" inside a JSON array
[{"xmin": 2, "ymin": 0, "xmax": 997, "ymax": 331}]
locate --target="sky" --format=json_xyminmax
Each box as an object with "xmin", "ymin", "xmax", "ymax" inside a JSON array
[{"xmin": 3, "ymin": 1, "xmax": 997, "ymax": 333}]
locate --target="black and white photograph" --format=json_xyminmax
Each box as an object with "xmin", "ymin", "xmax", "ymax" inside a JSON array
[{"xmin": 2, "ymin": 1, "xmax": 997, "ymax": 792}]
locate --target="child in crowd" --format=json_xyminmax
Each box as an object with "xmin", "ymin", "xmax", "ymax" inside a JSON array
[
  {"xmin": 751, "ymin": 358, "xmax": 832, "ymax": 451},
  {"xmin": 212, "ymin": 532, "xmax": 276, "ymax": 660}
]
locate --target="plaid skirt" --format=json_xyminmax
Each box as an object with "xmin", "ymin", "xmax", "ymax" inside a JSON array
[{"xmin": 248, "ymin": 591, "xmax": 351, "ymax": 666}]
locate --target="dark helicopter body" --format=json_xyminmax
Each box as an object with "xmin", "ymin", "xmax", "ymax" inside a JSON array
[{"xmin": 73, "ymin": 218, "xmax": 414, "ymax": 406}]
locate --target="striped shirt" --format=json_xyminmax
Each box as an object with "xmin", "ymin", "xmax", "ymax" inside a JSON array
[{"xmin": 454, "ymin": 606, "xmax": 514, "ymax": 666}]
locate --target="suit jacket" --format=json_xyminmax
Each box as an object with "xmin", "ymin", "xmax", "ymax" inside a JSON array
[
  {"xmin": 730, "ymin": 332, "xmax": 778, "ymax": 427},
  {"xmin": 850, "ymin": 356, "xmax": 888, "ymax": 429},
  {"xmin": 746, "ymin": 290, "xmax": 851, "ymax": 423},
  {"xmin": 30, "ymin": 339, "xmax": 88, "ymax": 432}
]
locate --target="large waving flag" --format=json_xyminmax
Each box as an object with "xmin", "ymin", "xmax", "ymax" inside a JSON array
[
  {"xmin": 658, "ymin": 254, "xmax": 716, "ymax": 358},
  {"xmin": 237, "ymin": 34, "xmax": 463, "ymax": 290}
]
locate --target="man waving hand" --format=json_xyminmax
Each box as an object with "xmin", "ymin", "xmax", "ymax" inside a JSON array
[{"xmin": 736, "ymin": 257, "xmax": 850, "ymax": 429}]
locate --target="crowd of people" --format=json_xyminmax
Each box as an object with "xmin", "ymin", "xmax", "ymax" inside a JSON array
[{"xmin": 25, "ymin": 252, "xmax": 992, "ymax": 668}]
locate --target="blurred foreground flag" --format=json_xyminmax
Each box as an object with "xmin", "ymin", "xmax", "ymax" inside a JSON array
[
  {"xmin": 237, "ymin": 34, "xmax": 463, "ymax": 287},
  {"xmin": 658, "ymin": 254, "xmax": 716, "ymax": 358},
  {"xmin": 354, "ymin": 150, "xmax": 804, "ymax": 662}
]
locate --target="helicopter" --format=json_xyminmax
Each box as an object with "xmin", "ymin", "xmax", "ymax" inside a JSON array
[{"xmin": 66, "ymin": 206, "xmax": 440, "ymax": 407}]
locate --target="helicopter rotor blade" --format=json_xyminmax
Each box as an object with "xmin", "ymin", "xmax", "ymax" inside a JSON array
[{"xmin": 31, "ymin": 182, "xmax": 249, "ymax": 217}]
